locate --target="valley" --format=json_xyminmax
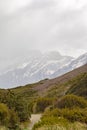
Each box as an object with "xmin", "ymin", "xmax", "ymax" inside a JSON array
[
  {"xmin": 0, "ymin": 0, "xmax": 87, "ymax": 129},
  {"xmin": 0, "ymin": 64, "xmax": 87, "ymax": 130}
]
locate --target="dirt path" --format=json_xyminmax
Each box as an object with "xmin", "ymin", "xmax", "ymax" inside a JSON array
[{"xmin": 28, "ymin": 114, "xmax": 42, "ymax": 130}]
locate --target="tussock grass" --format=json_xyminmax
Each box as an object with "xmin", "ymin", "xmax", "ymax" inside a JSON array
[
  {"xmin": 35, "ymin": 122, "xmax": 87, "ymax": 130},
  {"xmin": 0, "ymin": 126, "xmax": 7, "ymax": 130}
]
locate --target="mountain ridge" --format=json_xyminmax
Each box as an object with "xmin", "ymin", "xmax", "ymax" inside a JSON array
[
  {"xmin": 0, "ymin": 51, "xmax": 87, "ymax": 88},
  {"xmin": 8, "ymin": 63, "xmax": 87, "ymax": 100}
]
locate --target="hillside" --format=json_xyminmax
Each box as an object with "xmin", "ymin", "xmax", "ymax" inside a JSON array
[
  {"xmin": 0, "ymin": 64, "xmax": 87, "ymax": 130},
  {"xmin": 66, "ymin": 73, "xmax": 87, "ymax": 97},
  {"xmin": 0, "ymin": 64, "xmax": 87, "ymax": 99},
  {"xmin": 7, "ymin": 63, "xmax": 87, "ymax": 100}
]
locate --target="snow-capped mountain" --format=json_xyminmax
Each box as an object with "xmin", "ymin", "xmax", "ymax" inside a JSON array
[
  {"xmin": 52, "ymin": 52, "xmax": 87, "ymax": 78},
  {"xmin": 0, "ymin": 51, "xmax": 87, "ymax": 88},
  {"xmin": 69, "ymin": 53, "xmax": 87, "ymax": 69}
]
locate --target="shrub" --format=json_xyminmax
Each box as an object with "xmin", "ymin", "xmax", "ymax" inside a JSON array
[
  {"xmin": 57, "ymin": 95, "xmax": 87, "ymax": 109},
  {"xmin": 43, "ymin": 107, "xmax": 87, "ymax": 123},
  {"xmin": 0, "ymin": 103, "xmax": 10, "ymax": 126},
  {"xmin": 33, "ymin": 117, "xmax": 69, "ymax": 130},
  {"xmin": 15, "ymin": 99, "xmax": 31, "ymax": 122},
  {"xmin": 8, "ymin": 109, "xmax": 19, "ymax": 129},
  {"xmin": 34, "ymin": 98, "xmax": 53, "ymax": 113},
  {"xmin": 0, "ymin": 103, "xmax": 19, "ymax": 129},
  {"xmin": 61, "ymin": 108, "xmax": 87, "ymax": 123}
]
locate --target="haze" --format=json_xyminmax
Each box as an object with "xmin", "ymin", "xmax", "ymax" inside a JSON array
[{"xmin": 0, "ymin": 0, "xmax": 87, "ymax": 71}]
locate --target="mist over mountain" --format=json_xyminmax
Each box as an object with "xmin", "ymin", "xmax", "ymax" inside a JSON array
[
  {"xmin": 0, "ymin": 0, "xmax": 87, "ymax": 89},
  {"xmin": 0, "ymin": 51, "xmax": 87, "ymax": 88},
  {"xmin": 52, "ymin": 52, "xmax": 87, "ymax": 78}
]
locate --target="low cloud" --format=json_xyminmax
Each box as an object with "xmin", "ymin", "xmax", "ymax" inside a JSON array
[{"xmin": 0, "ymin": 0, "xmax": 87, "ymax": 70}]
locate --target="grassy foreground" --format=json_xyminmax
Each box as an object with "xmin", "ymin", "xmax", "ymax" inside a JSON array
[
  {"xmin": 33, "ymin": 120, "xmax": 87, "ymax": 130},
  {"xmin": 35, "ymin": 123, "xmax": 87, "ymax": 130}
]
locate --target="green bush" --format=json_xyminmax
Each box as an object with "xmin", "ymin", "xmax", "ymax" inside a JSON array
[
  {"xmin": 33, "ymin": 107, "xmax": 87, "ymax": 129},
  {"xmin": 43, "ymin": 107, "xmax": 87, "ymax": 123},
  {"xmin": 0, "ymin": 90, "xmax": 31, "ymax": 122},
  {"xmin": 8, "ymin": 109, "xmax": 19, "ymax": 129},
  {"xmin": 57, "ymin": 95, "xmax": 87, "ymax": 109},
  {"xmin": 33, "ymin": 117, "xmax": 69, "ymax": 130},
  {"xmin": 0, "ymin": 103, "xmax": 10, "ymax": 126},
  {"xmin": 0, "ymin": 103, "xmax": 19, "ymax": 129},
  {"xmin": 44, "ymin": 108, "xmax": 61, "ymax": 117},
  {"xmin": 61, "ymin": 108, "xmax": 87, "ymax": 123},
  {"xmin": 34, "ymin": 98, "xmax": 53, "ymax": 113},
  {"xmin": 14, "ymin": 99, "xmax": 31, "ymax": 122}
]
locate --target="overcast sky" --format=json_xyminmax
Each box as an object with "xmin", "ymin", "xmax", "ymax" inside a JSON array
[{"xmin": 0, "ymin": 0, "xmax": 87, "ymax": 70}]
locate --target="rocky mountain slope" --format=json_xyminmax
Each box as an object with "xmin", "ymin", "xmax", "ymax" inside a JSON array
[
  {"xmin": 9, "ymin": 64, "xmax": 87, "ymax": 99},
  {"xmin": 0, "ymin": 51, "xmax": 87, "ymax": 88}
]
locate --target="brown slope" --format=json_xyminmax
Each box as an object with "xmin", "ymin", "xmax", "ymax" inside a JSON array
[{"xmin": 32, "ymin": 64, "xmax": 87, "ymax": 93}]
